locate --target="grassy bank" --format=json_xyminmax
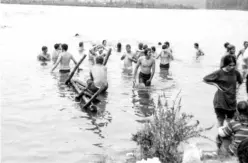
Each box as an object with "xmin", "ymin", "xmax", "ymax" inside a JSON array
[{"xmin": 1, "ymin": 0, "xmax": 196, "ymax": 9}]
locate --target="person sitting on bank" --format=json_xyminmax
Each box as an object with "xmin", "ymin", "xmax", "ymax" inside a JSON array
[
  {"xmin": 51, "ymin": 44, "xmax": 77, "ymax": 73},
  {"xmin": 37, "ymin": 46, "xmax": 51, "ymax": 62},
  {"xmin": 218, "ymin": 101, "xmax": 248, "ymax": 156},
  {"xmin": 76, "ymin": 56, "xmax": 108, "ymax": 100}
]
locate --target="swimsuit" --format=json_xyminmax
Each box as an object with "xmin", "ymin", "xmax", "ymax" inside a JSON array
[
  {"xmin": 160, "ymin": 63, "xmax": 170, "ymax": 70},
  {"xmin": 139, "ymin": 72, "xmax": 151, "ymax": 86},
  {"xmin": 59, "ymin": 69, "xmax": 70, "ymax": 73}
]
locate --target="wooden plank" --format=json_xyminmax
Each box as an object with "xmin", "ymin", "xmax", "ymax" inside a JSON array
[{"xmin": 65, "ymin": 54, "xmax": 86, "ymax": 85}]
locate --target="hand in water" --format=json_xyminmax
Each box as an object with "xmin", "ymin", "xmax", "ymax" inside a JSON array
[{"xmin": 146, "ymin": 79, "xmax": 151, "ymax": 86}]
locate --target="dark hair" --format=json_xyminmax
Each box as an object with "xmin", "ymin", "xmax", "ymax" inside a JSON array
[
  {"xmin": 144, "ymin": 48, "xmax": 151, "ymax": 56},
  {"xmin": 79, "ymin": 42, "xmax": 84, "ymax": 47},
  {"xmin": 138, "ymin": 43, "xmax": 143, "ymax": 50},
  {"xmin": 151, "ymin": 46, "xmax": 156, "ymax": 52},
  {"xmin": 62, "ymin": 44, "xmax": 68, "ymax": 51},
  {"xmin": 42, "ymin": 46, "xmax": 47, "ymax": 51},
  {"xmin": 96, "ymin": 56, "xmax": 104, "ymax": 64},
  {"xmin": 224, "ymin": 42, "xmax": 230, "ymax": 48},
  {"xmin": 162, "ymin": 44, "xmax": 167, "ymax": 50},
  {"xmin": 117, "ymin": 42, "xmax": 122, "ymax": 52},
  {"xmin": 126, "ymin": 44, "xmax": 131, "ymax": 48},
  {"xmin": 54, "ymin": 44, "xmax": 60, "ymax": 50},
  {"xmin": 222, "ymin": 54, "xmax": 236, "ymax": 68},
  {"xmin": 165, "ymin": 41, "xmax": 170, "ymax": 46},
  {"xmin": 237, "ymin": 101, "xmax": 248, "ymax": 116},
  {"xmin": 158, "ymin": 42, "xmax": 162, "ymax": 45},
  {"xmin": 227, "ymin": 45, "xmax": 235, "ymax": 52},
  {"xmin": 143, "ymin": 44, "xmax": 148, "ymax": 50},
  {"xmin": 237, "ymin": 138, "xmax": 248, "ymax": 163},
  {"xmin": 102, "ymin": 40, "xmax": 106, "ymax": 45},
  {"xmin": 244, "ymin": 41, "xmax": 248, "ymax": 46},
  {"xmin": 194, "ymin": 43, "xmax": 199, "ymax": 47}
]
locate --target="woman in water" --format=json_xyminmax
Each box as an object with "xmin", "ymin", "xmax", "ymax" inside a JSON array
[{"xmin": 203, "ymin": 55, "xmax": 243, "ymax": 127}]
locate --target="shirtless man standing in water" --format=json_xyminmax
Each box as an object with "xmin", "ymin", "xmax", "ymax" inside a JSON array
[
  {"xmin": 51, "ymin": 44, "xmax": 77, "ymax": 73},
  {"xmin": 133, "ymin": 48, "xmax": 155, "ymax": 87},
  {"xmin": 121, "ymin": 44, "xmax": 137, "ymax": 70}
]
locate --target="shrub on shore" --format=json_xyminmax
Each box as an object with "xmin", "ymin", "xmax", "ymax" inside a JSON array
[{"xmin": 132, "ymin": 91, "xmax": 213, "ymax": 163}]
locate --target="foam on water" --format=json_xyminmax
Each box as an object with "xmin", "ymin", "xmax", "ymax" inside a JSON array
[{"xmin": 1, "ymin": 4, "xmax": 248, "ymax": 162}]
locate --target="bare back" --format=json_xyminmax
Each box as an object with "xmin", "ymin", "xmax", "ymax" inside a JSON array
[{"xmin": 59, "ymin": 52, "xmax": 73, "ymax": 70}]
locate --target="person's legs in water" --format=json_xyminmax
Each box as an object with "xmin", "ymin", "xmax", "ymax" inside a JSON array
[
  {"xmin": 215, "ymin": 108, "xmax": 226, "ymax": 127},
  {"xmin": 215, "ymin": 108, "xmax": 226, "ymax": 149},
  {"xmin": 138, "ymin": 72, "xmax": 151, "ymax": 86},
  {"xmin": 218, "ymin": 137, "xmax": 233, "ymax": 156}
]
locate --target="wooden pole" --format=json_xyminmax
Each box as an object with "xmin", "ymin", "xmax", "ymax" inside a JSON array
[
  {"xmin": 65, "ymin": 54, "xmax": 86, "ymax": 85},
  {"xmin": 103, "ymin": 48, "xmax": 112, "ymax": 66},
  {"xmin": 82, "ymin": 85, "xmax": 105, "ymax": 109}
]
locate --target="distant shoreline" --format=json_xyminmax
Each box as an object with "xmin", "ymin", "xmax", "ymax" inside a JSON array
[{"xmin": 1, "ymin": 1, "xmax": 196, "ymax": 10}]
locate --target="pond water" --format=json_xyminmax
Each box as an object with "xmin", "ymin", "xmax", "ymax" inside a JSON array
[{"xmin": 1, "ymin": 4, "xmax": 248, "ymax": 163}]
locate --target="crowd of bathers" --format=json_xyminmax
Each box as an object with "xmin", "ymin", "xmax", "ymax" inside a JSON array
[{"xmin": 37, "ymin": 39, "xmax": 248, "ymax": 162}]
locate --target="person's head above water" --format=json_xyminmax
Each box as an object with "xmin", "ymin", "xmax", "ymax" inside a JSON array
[
  {"xmin": 79, "ymin": 42, "xmax": 84, "ymax": 48},
  {"xmin": 151, "ymin": 46, "xmax": 156, "ymax": 52},
  {"xmin": 62, "ymin": 44, "xmax": 68, "ymax": 52},
  {"xmin": 42, "ymin": 46, "xmax": 48, "ymax": 53},
  {"xmin": 224, "ymin": 42, "xmax": 230, "ymax": 49},
  {"xmin": 95, "ymin": 56, "xmax": 104, "ymax": 65},
  {"xmin": 237, "ymin": 138, "xmax": 248, "ymax": 163},
  {"xmin": 165, "ymin": 41, "xmax": 170, "ymax": 47},
  {"xmin": 117, "ymin": 42, "xmax": 122, "ymax": 52},
  {"xmin": 227, "ymin": 44, "xmax": 236, "ymax": 54},
  {"xmin": 237, "ymin": 101, "xmax": 248, "ymax": 117},
  {"xmin": 54, "ymin": 43, "xmax": 61, "ymax": 50},
  {"xmin": 194, "ymin": 43, "xmax": 199, "ymax": 49},
  {"xmin": 222, "ymin": 54, "xmax": 236, "ymax": 71},
  {"xmin": 162, "ymin": 44, "xmax": 167, "ymax": 50},
  {"xmin": 143, "ymin": 44, "xmax": 148, "ymax": 50},
  {"xmin": 158, "ymin": 42, "xmax": 162, "ymax": 46},
  {"xmin": 144, "ymin": 48, "xmax": 152, "ymax": 59},
  {"xmin": 138, "ymin": 43, "xmax": 143, "ymax": 50},
  {"xmin": 126, "ymin": 44, "xmax": 131, "ymax": 53},
  {"xmin": 244, "ymin": 41, "xmax": 248, "ymax": 48},
  {"xmin": 102, "ymin": 40, "xmax": 107, "ymax": 46}
]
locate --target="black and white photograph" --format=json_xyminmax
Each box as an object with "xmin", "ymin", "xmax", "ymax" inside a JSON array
[{"xmin": 1, "ymin": 0, "xmax": 248, "ymax": 162}]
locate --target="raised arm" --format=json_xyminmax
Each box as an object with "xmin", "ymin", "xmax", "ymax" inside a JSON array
[
  {"xmin": 156, "ymin": 51, "xmax": 161, "ymax": 59},
  {"xmin": 237, "ymin": 49, "xmax": 243, "ymax": 59}
]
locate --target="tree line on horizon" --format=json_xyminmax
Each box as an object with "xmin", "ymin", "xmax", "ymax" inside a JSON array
[{"xmin": 206, "ymin": 0, "xmax": 248, "ymax": 10}]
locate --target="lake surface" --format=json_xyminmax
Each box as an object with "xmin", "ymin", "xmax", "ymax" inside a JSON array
[{"xmin": 1, "ymin": 4, "xmax": 248, "ymax": 163}]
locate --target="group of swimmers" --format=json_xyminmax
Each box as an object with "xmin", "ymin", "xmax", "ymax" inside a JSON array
[{"xmin": 37, "ymin": 39, "xmax": 248, "ymax": 161}]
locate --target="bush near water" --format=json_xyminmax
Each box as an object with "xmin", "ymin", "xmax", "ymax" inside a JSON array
[{"xmin": 132, "ymin": 92, "xmax": 213, "ymax": 163}]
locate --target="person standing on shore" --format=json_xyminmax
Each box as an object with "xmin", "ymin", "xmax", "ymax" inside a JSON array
[{"xmin": 203, "ymin": 55, "xmax": 243, "ymax": 127}]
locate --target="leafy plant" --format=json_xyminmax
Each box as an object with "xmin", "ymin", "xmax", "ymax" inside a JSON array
[{"xmin": 132, "ymin": 91, "xmax": 213, "ymax": 163}]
